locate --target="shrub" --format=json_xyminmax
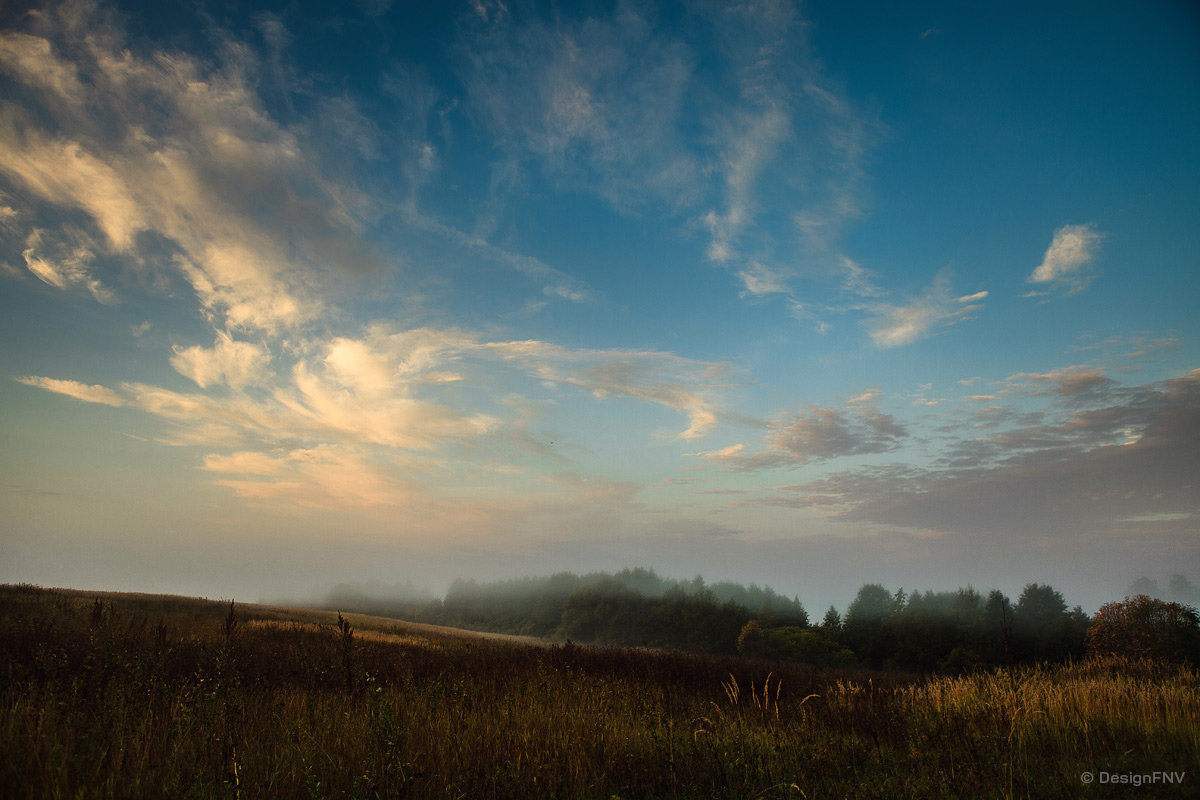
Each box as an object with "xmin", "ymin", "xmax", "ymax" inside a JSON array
[{"xmin": 1086, "ymin": 594, "xmax": 1200, "ymax": 662}]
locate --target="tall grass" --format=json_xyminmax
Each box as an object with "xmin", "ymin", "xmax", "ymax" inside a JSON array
[{"xmin": 2, "ymin": 584, "xmax": 1195, "ymax": 798}]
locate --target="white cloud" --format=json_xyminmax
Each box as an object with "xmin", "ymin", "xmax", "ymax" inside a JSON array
[
  {"xmin": 483, "ymin": 338, "xmax": 727, "ymax": 440},
  {"xmin": 1028, "ymin": 224, "xmax": 1102, "ymax": 293},
  {"xmin": 400, "ymin": 210, "xmax": 596, "ymax": 304},
  {"xmin": 691, "ymin": 442, "xmax": 746, "ymax": 463},
  {"xmin": 17, "ymin": 375, "xmax": 126, "ymax": 406},
  {"xmin": 867, "ymin": 272, "xmax": 985, "ymax": 348},
  {"xmin": 703, "ymin": 106, "xmax": 790, "ymax": 265},
  {"xmin": 201, "ymin": 450, "xmax": 282, "ymax": 476},
  {"xmin": 838, "ymin": 256, "xmax": 884, "ymax": 298},
  {"xmin": 457, "ymin": 2, "xmax": 700, "ymax": 212},
  {"xmin": 170, "ymin": 332, "xmax": 272, "ymax": 389},
  {"xmin": 845, "ymin": 390, "xmax": 881, "ymax": 408},
  {"xmin": 0, "ymin": 3, "xmax": 383, "ymax": 334},
  {"xmin": 0, "ymin": 31, "xmax": 85, "ymax": 102},
  {"xmin": 203, "ymin": 445, "xmax": 415, "ymax": 510},
  {"xmin": 323, "ymin": 337, "xmax": 397, "ymax": 398},
  {"xmin": 456, "ymin": 0, "xmax": 873, "ymax": 303},
  {"xmin": 1, "ymin": 131, "xmax": 146, "ymax": 252},
  {"xmin": 278, "ymin": 360, "xmax": 499, "ymax": 451},
  {"xmin": 737, "ymin": 262, "xmax": 789, "ymax": 296},
  {"xmin": 21, "ymin": 317, "xmax": 729, "ymax": 471},
  {"xmin": 22, "ymin": 228, "xmax": 115, "ymax": 303}
]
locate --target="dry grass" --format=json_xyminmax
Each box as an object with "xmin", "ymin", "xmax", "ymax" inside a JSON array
[{"xmin": 2, "ymin": 584, "xmax": 1195, "ymax": 799}]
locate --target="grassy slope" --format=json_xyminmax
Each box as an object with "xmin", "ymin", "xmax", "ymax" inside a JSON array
[{"xmin": 2, "ymin": 584, "xmax": 1196, "ymax": 799}]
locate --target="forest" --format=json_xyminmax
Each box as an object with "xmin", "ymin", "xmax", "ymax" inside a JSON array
[{"xmin": 314, "ymin": 568, "xmax": 1200, "ymax": 672}]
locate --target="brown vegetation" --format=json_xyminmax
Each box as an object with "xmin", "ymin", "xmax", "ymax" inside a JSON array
[{"xmin": 2, "ymin": 584, "xmax": 1196, "ymax": 798}]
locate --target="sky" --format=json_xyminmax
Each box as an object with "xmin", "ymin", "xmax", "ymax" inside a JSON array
[{"xmin": 1, "ymin": 0, "xmax": 1197, "ymax": 614}]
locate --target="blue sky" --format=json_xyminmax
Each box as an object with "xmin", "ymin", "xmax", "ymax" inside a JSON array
[{"xmin": 1, "ymin": 0, "xmax": 1197, "ymax": 612}]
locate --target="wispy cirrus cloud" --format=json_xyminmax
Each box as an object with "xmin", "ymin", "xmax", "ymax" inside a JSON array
[
  {"xmin": 21, "ymin": 226, "xmax": 115, "ymax": 303},
  {"xmin": 0, "ymin": 0, "xmax": 380, "ymax": 333},
  {"xmin": 456, "ymin": 0, "xmax": 875, "ymax": 301},
  {"xmin": 479, "ymin": 337, "xmax": 730, "ymax": 441},
  {"xmin": 456, "ymin": 1, "xmax": 701, "ymax": 214},
  {"xmin": 16, "ymin": 375, "xmax": 126, "ymax": 407},
  {"xmin": 396, "ymin": 209, "xmax": 597, "ymax": 304},
  {"xmin": 866, "ymin": 271, "xmax": 987, "ymax": 348}
]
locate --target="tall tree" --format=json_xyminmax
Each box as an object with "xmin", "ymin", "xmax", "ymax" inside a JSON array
[{"xmin": 843, "ymin": 584, "xmax": 895, "ymax": 668}]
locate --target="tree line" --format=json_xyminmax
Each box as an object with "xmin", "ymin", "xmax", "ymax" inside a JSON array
[{"xmin": 316, "ymin": 568, "xmax": 1200, "ymax": 672}]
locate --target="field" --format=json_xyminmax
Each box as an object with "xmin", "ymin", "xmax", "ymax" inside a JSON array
[{"xmin": 2, "ymin": 585, "xmax": 1196, "ymax": 799}]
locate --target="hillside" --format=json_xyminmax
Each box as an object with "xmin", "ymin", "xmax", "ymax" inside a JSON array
[{"xmin": 2, "ymin": 584, "xmax": 1196, "ymax": 798}]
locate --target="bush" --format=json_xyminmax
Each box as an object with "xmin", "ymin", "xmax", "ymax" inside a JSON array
[{"xmin": 1086, "ymin": 594, "xmax": 1200, "ymax": 662}]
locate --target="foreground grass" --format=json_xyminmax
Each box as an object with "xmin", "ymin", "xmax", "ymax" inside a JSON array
[{"xmin": 1, "ymin": 585, "xmax": 1195, "ymax": 798}]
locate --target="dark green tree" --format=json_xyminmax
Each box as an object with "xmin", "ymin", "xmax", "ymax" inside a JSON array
[
  {"xmin": 843, "ymin": 584, "xmax": 895, "ymax": 668},
  {"xmin": 821, "ymin": 605, "xmax": 842, "ymax": 631},
  {"xmin": 1013, "ymin": 583, "xmax": 1085, "ymax": 662}
]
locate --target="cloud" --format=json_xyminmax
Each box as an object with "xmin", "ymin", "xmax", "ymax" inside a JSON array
[
  {"xmin": 198, "ymin": 443, "xmax": 647, "ymax": 535},
  {"xmin": 0, "ymin": 31, "xmax": 86, "ymax": 102},
  {"xmin": 769, "ymin": 408, "xmax": 906, "ymax": 461},
  {"xmin": 170, "ymin": 333, "xmax": 272, "ymax": 390},
  {"xmin": 481, "ymin": 337, "xmax": 728, "ymax": 440},
  {"xmin": 697, "ymin": 443, "xmax": 747, "ymax": 464},
  {"xmin": 456, "ymin": 0, "xmax": 874, "ymax": 300},
  {"xmin": 17, "ymin": 375, "xmax": 126, "ymax": 406},
  {"xmin": 0, "ymin": 125, "xmax": 146, "ymax": 252},
  {"xmin": 0, "ymin": 2, "xmax": 382, "ymax": 334},
  {"xmin": 764, "ymin": 369, "xmax": 1200, "ymax": 540},
  {"xmin": 456, "ymin": 2, "xmax": 700, "ymax": 213},
  {"xmin": 279, "ymin": 360, "xmax": 499, "ymax": 451},
  {"xmin": 700, "ymin": 0, "xmax": 875, "ymax": 279},
  {"xmin": 867, "ymin": 271, "xmax": 985, "ymax": 348},
  {"xmin": 838, "ymin": 256, "xmax": 884, "ymax": 298},
  {"xmin": 15, "ymin": 318, "xmax": 730, "ymax": 506},
  {"xmin": 399, "ymin": 210, "xmax": 596, "ymax": 303},
  {"xmin": 21, "ymin": 227, "xmax": 115, "ymax": 303},
  {"xmin": 203, "ymin": 445, "xmax": 417, "ymax": 510},
  {"xmin": 1005, "ymin": 367, "xmax": 1117, "ymax": 401},
  {"xmin": 696, "ymin": 402, "xmax": 907, "ymax": 470},
  {"xmin": 703, "ymin": 106, "xmax": 790, "ymax": 264},
  {"xmin": 1027, "ymin": 223, "xmax": 1102, "ymax": 293},
  {"xmin": 737, "ymin": 262, "xmax": 790, "ymax": 296}
]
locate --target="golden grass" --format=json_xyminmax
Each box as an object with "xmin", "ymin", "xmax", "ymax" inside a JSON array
[{"xmin": 3, "ymin": 584, "xmax": 1196, "ymax": 799}]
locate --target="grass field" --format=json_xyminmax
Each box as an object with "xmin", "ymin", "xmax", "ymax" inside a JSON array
[{"xmin": 2, "ymin": 584, "xmax": 1196, "ymax": 798}]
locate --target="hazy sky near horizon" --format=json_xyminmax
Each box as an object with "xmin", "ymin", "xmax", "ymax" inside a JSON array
[{"xmin": 1, "ymin": 0, "xmax": 1197, "ymax": 613}]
